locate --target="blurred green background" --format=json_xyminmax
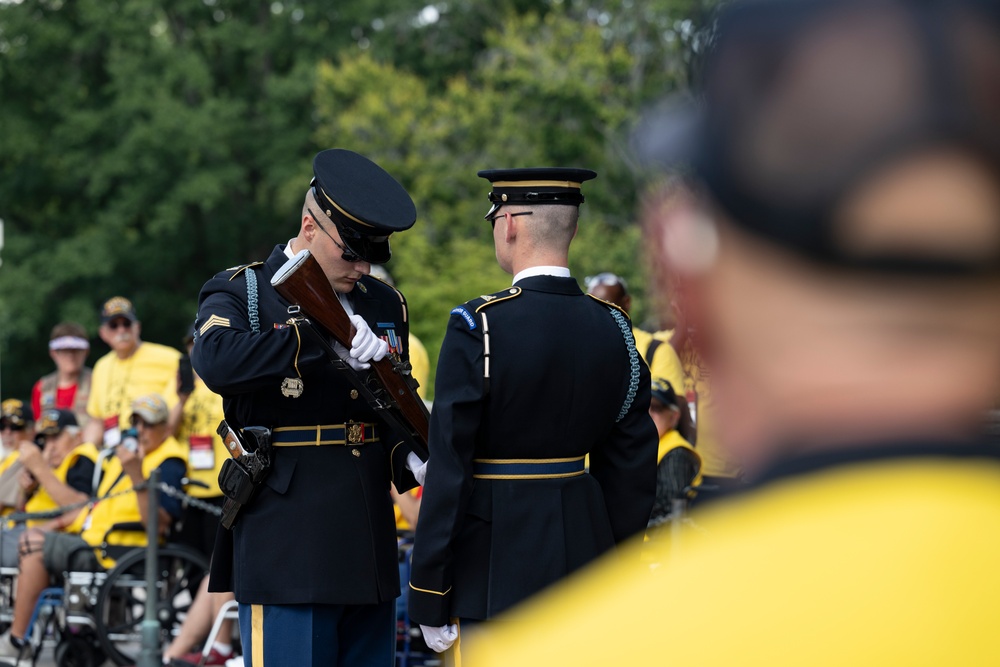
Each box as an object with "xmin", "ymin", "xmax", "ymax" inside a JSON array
[{"xmin": 0, "ymin": 0, "xmax": 716, "ymax": 400}]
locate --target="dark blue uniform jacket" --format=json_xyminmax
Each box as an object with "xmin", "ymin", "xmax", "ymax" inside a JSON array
[
  {"xmin": 192, "ymin": 244, "xmax": 417, "ymax": 605},
  {"xmin": 408, "ymin": 274, "xmax": 657, "ymax": 626}
]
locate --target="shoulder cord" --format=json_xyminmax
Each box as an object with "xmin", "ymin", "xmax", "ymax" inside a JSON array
[
  {"xmin": 246, "ymin": 268, "xmax": 260, "ymax": 334},
  {"xmin": 481, "ymin": 312, "xmax": 491, "ymax": 394},
  {"xmin": 609, "ymin": 308, "xmax": 641, "ymax": 423}
]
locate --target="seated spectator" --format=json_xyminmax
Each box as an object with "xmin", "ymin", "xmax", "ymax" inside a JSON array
[
  {"xmin": 31, "ymin": 322, "xmax": 93, "ymax": 428},
  {"xmin": 0, "ymin": 395, "xmax": 186, "ymax": 663},
  {"xmin": 0, "ymin": 400, "xmax": 34, "ymax": 517},
  {"xmin": 646, "ymin": 379, "xmax": 700, "ymax": 527},
  {"xmin": 0, "ymin": 409, "xmax": 98, "ymax": 568}
]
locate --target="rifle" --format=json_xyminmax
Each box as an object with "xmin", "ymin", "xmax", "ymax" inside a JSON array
[{"xmin": 270, "ymin": 249, "xmax": 429, "ymax": 459}]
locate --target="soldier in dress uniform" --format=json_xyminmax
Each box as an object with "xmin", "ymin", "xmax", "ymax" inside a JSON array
[
  {"xmin": 191, "ymin": 149, "xmax": 423, "ymax": 667},
  {"xmin": 407, "ymin": 168, "xmax": 658, "ymax": 653}
]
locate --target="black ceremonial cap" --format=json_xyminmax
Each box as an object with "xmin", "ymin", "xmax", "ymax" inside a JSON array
[
  {"xmin": 477, "ymin": 168, "xmax": 597, "ymax": 220},
  {"xmin": 311, "ymin": 149, "xmax": 417, "ymax": 264}
]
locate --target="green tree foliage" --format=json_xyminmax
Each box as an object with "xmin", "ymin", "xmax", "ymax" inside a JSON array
[{"xmin": 0, "ymin": 0, "xmax": 715, "ymax": 399}]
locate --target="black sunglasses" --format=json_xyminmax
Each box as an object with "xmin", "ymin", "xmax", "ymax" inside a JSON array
[
  {"xmin": 488, "ymin": 210, "xmax": 534, "ymax": 229},
  {"xmin": 0, "ymin": 421, "xmax": 24, "ymax": 432},
  {"xmin": 307, "ymin": 207, "xmax": 363, "ymax": 263},
  {"xmin": 105, "ymin": 319, "xmax": 133, "ymax": 330}
]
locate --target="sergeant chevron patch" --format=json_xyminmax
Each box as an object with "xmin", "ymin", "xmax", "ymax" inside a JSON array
[{"xmin": 199, "ymin": 315, "xmax": 231, "ymax": 335}]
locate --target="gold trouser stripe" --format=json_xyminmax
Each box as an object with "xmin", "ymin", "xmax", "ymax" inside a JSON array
[
  {"xmin": 452, "ymin": 618, "xmax": 462, "ymax": 667},
  {"xmin": 252, "ymin": 604, "xmax": 264, "ymax": 667}
]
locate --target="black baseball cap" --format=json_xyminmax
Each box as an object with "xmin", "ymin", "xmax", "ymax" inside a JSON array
[
  {"xmin": 477, "ymin": 168, "xmax": 597, "ymax": 220},
  {"xmin": 36, "ymin": 409, "xmax": 78, "ymax": 437},
  {"xmin": 310, "ymin": 149, "xmax": 417, "ymax": 264},
  {"xmin": 650, "ymin": 378, "xmax": 680, "ymax": 410},
  {"xmin": 101, "ymin": 296, "xmax": 138, "ymax": 324},
  {"xmin": 635, "ymin": 0, "xmax": 1000, "ymax": 275},
  {"xmin": 1, "ymin": 399, "xmax": 33, "ymax": 430}
]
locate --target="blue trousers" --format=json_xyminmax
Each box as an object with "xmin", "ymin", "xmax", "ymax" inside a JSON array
[{"xmin": 238, "ymin": 601, "xmax": 396, "ymax": 667}]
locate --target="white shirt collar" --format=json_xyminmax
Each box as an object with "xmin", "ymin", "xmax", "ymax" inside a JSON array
[
  {"xmin": 512, "ymin": 265, "xmax": 571, "ymax": 285},
  {"xmin": 283, "ymin": 239, "xmax": 297, "ymax": 259}
]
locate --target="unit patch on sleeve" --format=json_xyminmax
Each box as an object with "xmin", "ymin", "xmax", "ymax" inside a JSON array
[{"xmin": 451, "ymin": 307, "xmax": 477, "ymax": 330}]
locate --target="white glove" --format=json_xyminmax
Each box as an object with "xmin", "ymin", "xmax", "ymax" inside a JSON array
[
  {"xmin": 348, "ymin": 314, "xmax": 388, "ymax": 369},
  {"xmin": 420, "ymin": 623, "xmax": 458, "ymax": 653},
  {"xmin": 407, "ymin": 452, "xmax": 428, "ymax": 486}
]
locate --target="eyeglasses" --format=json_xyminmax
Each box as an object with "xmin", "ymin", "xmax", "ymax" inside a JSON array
[
  {"xmin": 307, "ymin": 207, "xmax": 363, "ymax": 263},
  {"xmin": 105, "ymin": 319, "xmax": 133, "ymax": 330},
  {"xmin": 0, "ymin": 422, "xmax": 24, "ymax": 432},
  {"xmin": 584, "ymin": 272, "xmax": 627, "ymax": 291},
  {"xmin": 488, "ymin": 210, "xmax": 534, "ymax": 229}
]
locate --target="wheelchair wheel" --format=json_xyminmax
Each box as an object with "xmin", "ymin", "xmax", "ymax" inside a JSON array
[
  {"xmin": 54, "ymin": 635, "xmax": 100, "ymax": 667},
  {"xmin": 93, "ymin": 544, "xmax": 208, "ymax": 666}
]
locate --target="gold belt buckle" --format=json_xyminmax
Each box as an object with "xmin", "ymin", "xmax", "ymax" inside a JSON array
[{"xmin": 346, "ymin": 422, "xmax": 365, "ymax": 444}]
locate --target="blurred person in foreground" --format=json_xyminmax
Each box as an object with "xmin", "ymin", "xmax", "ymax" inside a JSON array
[
  {"xmin": 464, "ymin": 0, "xmax": 1000, "ymax": 664},
  {"xmin": 407, "ymin": 168, "xmax": 657, "ymax": 654},
  {"xmin": 83, "ymin": 297, "xmax": 181, "ymax": 449},
  {"xmin": 31, "ymin": 322, "xmax": 93, "ymax": 428}
]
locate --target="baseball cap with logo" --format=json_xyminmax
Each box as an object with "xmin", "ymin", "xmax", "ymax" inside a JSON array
[
  {"xmin": 101, "ymin": 296, "xmax": 138, "ymax": 324},
  {"xmin": 1, "ymin": 399, "xmax": 33, "ymax": 430},
  {"xmin": 130, "ymin": 395, "xmax": 169, "ymax": 426},
  {"xmin": 650, "ymin": 378, "xmax": 680, "ymax": 410},
  {"xmin": 36, "ymin": 409, "xmax": 78, "ymax": 437}
]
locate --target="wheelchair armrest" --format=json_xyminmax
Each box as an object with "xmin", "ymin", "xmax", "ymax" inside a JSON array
[{"xmin": 103, "ymin": 522, "xmax": 146, "ymax": 540}]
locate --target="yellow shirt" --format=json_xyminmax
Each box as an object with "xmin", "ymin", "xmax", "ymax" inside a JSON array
[
  {"xmin": 175, "ymin": 379, "xmax": 227, "ymax": 498},
  {"xmin": 656, "ymin": 429, "xmax": 703, "ymax": 488},
  {"xmin": 80, "ymin": 436, "xmax": 187, "ymax": 568},
  {"xmin": 409, "ymin": 332, "xmax": 430, "ymax": 401},
  {"xmin": 24, "ymin": 442, "xmax": 100, "ymax": 528},
  {"xmin": 632, "ymin": 328, "xmax": 685, "ymax": 396},
  {"xmin": 87, "ymin": 342, "xmax": 181, "ymax": 432},
  {"xmin": 466, "ymin": 457, "xmax": 1000, "ymax": 666}
]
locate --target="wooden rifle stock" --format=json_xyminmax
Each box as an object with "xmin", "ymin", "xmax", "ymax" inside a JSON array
[{"xmin": 271, "ymin": 250, "xmax": 429, "ymax": 457}]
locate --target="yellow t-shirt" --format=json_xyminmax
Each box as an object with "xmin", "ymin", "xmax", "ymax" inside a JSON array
[
  {"xmin": 24, "ymin": 442, "xmax": 100, "ymax": 528},
  {"xmin": 87, "ymin": 342, "xmax": 181, "ymax": 434},
  {"xmin": 466, "ymin": 457, "xmax": 1000, "ymax": 666},
  {"xmin": 175, "ymin": 379, "xmax": 226, "ymax": 498},
  {"xmin": 80, "ymin": 436, "xmax": 187, "ymax": 568},
  {"xmin": 409, "ymin": 333, "xmax": 430, "ymax": 401},
  {"xmin": 633, "ymin": 328, "xmax": 685, "ymax": 397}
]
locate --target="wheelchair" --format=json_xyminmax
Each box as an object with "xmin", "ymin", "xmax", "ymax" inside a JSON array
[{"xmin": 0, "ymin": 478, "xmax": 210, "ymax": 666}]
